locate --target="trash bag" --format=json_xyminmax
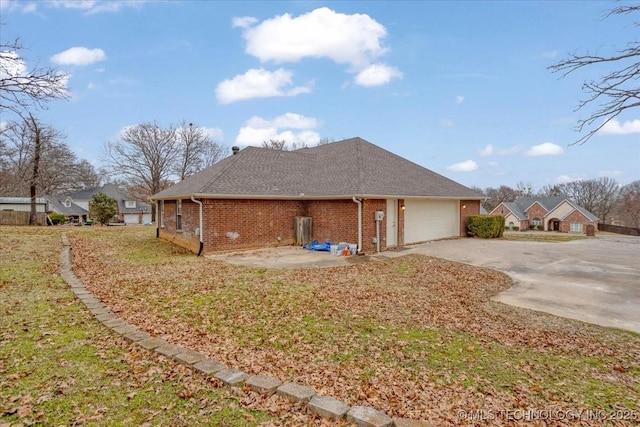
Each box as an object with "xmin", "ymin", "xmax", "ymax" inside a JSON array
[{"xmin": 303, "ymin": 240, "xmax": 332, "ymax": 251}]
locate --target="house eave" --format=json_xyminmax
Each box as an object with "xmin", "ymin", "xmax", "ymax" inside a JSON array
[{"xmin": 150, "ymin": 193, "xmax": 485, "ymax": 201}]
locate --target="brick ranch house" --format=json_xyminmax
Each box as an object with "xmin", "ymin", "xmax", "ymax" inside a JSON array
[
  {"xmin": 490, "ymin": 196, "xmax": 598, "ymax": 234},
  {"xmin": 150, "ymin": 137, "xmax": 484, "ymax": 255}
]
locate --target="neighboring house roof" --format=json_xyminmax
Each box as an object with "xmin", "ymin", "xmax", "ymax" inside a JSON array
[
  {"xmin": 497, "ymin": 202, "xmax": 528, "ymax": 221},
  {"xmin": 69, "ymin": 184, "xmax": 151, "ymax": 214},
  {"xmin": 0, "ymin": 197, "xmax": 48, "ymax": 205},
  {"xmin": 152, "ymin": 137, "xmax": 484, "ymax": 200},
  {"xmin": 564, "ymin": 202, "xmax": 599, "ymax": 222},
  {"xmin": 491, "ymin": 197, "xmax": 598, "ymax": 222},
  {"xmin": 45, "ymin": 195, "xmax": 88, "ymax": 216}
]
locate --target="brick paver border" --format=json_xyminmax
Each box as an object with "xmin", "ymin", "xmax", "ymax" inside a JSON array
[{"xmin": 60, "ymin": 234, "xmax": 430, "ymax": 427}]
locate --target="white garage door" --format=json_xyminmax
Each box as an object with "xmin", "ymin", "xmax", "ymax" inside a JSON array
[{"xmin": 404, "ymin": 199, "xmax": 459, "ymax": 244}]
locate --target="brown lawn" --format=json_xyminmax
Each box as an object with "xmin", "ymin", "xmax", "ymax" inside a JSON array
[{"xmin": 70, "ymin": 227, "xmax": 640, "ymax": 426}]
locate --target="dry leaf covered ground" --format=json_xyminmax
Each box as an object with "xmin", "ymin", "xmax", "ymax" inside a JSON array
[{"xmin": 69, "ymin": 226, "xmax": 640, "ymax": 426}]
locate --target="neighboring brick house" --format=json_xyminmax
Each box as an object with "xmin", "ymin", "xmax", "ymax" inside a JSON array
[
  {"xmin": 490, "ymin": 196, "xmax": 598, "ymax": 234},
  {"xmin": 150, "ymin": 137, "xmax": 483, "ymax": 255}
]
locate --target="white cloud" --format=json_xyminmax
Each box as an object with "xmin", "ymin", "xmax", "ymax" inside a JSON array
[
  {"xmin": 215, "ymin": 68, "xmax": 311, "ymax": 104},
  {"xmin": 354, "ymin": 63, "xmax": 402, "ymax": 86},
  {"xmin": 235, "ymin": 113, "xmax": 320, "ymax": 147},
  {"xmin": 0, "ymin": 51, "xmax": 27, "ymax": 79},
  {"xmin": 235, "ymin": 7, "xmax": 400, "ymax": 86},
  {"xmin": 479, "ymin": 144, "xmax": 494, "ymax": 156},
  {"xmin": 525, "ymin": 142, "xmax": 564, "ymax": 156},
  {"xmin": 598, "ymin": 118, "xmax": 640, "ymax": 135},
  {"xmin": 447, "ymin": 160, "xmax": 478, "ymax": 172},
  {"xmin": 22, "ymin": 3, "xmax": 38, "ymax": 13},
  {"xmin": 202, "ymin": 127, "xmax": 224, "ymax": 141},
  {"xmin": 49, "ymin": 0, "xmax": 145, "ymax": 14},
  {"xmin": 0, "ymin": 51, "xmax": 69, "ymax": 94},
  {"xmin": 232, "ymin": 16, "xmax": 258, "ymax": 28},
  {"xmin": 455, "ymin": 95, "xmax": 464, "ymax": 104},
  {"xmin": 51, "ymin": 47, "xmax": 106, "ymax": 66}
]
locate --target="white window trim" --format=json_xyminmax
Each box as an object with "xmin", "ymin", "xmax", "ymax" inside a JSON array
[
  {"xmin": 176, "ymin": 199, "xmax": 182, "ymax": 231},
  {"xmin": 570, "ymin": 222, "xmax": 583, "ymax": 233}
]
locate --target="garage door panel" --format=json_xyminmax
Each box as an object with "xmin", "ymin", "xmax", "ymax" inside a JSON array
[{"xmin": 404, "ymin": 200, "xmax": 458, "ymax": 244}]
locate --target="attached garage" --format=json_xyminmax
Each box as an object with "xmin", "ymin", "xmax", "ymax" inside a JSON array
[{"xmin": 404, "ymin": 199, "xmax": 459, "ymax": 244}]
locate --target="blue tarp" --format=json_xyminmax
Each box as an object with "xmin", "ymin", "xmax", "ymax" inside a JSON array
[{"xmin": 303, "ymin": 240, "xmax": 331, "ymax": 251}]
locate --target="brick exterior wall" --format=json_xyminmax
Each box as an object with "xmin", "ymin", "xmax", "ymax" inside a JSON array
[
  {"xmin": 159, "ymin": 197, "xmax": 472, "ymax": 254},
  {"xmin": 459, "ymin": 200, "xmax": 480, "ymax": 236},
  {"xmin": 525, "ymin": 202, "xmax": 547, "ymax": 230},
  {"xmin": 559, "ymin": 210, "xmax": 597, "ymax": 234},
  {"xmin": 159, "ymin": 198, "xmax": 398, "ymax": 254}
]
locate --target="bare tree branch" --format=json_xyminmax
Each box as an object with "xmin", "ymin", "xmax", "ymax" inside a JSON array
[
  {"xmin": 548, "ymin": 5, "xmax": 640, "ymax": 145},
  {"xmin": 0, "ymin": 36, "xmax": 70, "ymax": 118}
]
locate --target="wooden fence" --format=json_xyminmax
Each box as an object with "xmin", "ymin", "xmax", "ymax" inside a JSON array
[
  {"xmin": 0, "ymin": 211, "xmax": 46, "ymax": 226},
  {"xmin": 598, "ymin": 223, "xmax": 640, "ymax": 236}
]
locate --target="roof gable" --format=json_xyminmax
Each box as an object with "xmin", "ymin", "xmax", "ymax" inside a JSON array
[
  {"xmin": 509, "ymin": 196, "xmax": 597, "ymax": 222},
  {"xmin": 152, "ymin": 138, "xmax": 483, "ymax": 200}
]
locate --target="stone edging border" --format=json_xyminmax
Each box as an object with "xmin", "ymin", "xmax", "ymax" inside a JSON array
[{"xmin": 59, "ymin": 234, "xmax": 429, "ymax": 427}]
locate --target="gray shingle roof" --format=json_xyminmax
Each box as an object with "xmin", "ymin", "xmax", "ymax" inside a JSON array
[
  {"xmin": 152, "ymin": 137, "xmax": 483, "ymax": 200},
  {"xmin": 0, "ymin": 197, "xmax": 48, "ymax": 205},
  {"xmin": 46, "ymin": 195, "xmax": 88, "ymax": 216},
  {"xmin": 69, "ymin": 184, "xmax": 151, "ymax": 213},
  {"xmin": 494, "ymin": 197, "xmax": 598, "ymax": 222}
]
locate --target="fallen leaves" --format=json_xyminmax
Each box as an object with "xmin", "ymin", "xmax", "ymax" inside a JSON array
[{"xmin": 65, "ymin": 227, "xmax": 640, "ymax": 425}]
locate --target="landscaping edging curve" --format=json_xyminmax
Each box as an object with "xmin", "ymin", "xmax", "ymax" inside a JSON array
[{"xmin": 59, "ymin": 234, "xmax": 429, "ymax": 427}]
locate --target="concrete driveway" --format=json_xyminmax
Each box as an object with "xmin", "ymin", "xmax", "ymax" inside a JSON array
[
  {"xmin": 406, "ymin": 234, "xmax": 640, "ymax": 334},
  {"xmin": 208, "ymin": 234, "xmax": 639, "ymax": 333}
]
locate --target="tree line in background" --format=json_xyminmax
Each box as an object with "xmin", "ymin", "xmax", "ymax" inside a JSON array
[
  {"xmin": 473, "ymin": 178, "xmax": 640, "ymax": 229},
  {"xmin": 1, "ymin": 3, "xmax": 639, "ymax": 224}
]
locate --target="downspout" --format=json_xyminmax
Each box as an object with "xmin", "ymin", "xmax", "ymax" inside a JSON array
[
  {"xmin": 191, "ymin": 196, "xmax": 204, "ymax": 256},
  {"xmin": 155, "ymin": 201, "xmax": 159, "ymax": 238},
  {"xmin": 352, "ymin": 197, "xmax": 362, "ymax": 253}
]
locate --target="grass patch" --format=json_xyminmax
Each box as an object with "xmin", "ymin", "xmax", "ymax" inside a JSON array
[
  {"xmin": 0, "ymin": 226, "xmax": 274, "ymax": 426},
  {"xmin": 502, "ymin": 232, "xmax": 587, "ymax": 242},
  {"xmin": 36, "ymin": 225, "xmax": 640, "ymax": 422}
]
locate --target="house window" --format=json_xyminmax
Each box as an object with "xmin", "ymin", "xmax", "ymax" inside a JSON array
[
  {"xmin": 159, "ymin": 201, "xmax": 165, "ymax": 227},
  {"xmin": 508, "ymin": 221, "xmax": 515, "ymax": 230},
  {"xmin": 570, "ymin": 222, "xmax": 583, "ymax": 233},
  {"xmin": 532, "ymin": 218, "xmax": 542, "ymax": 229},
  {"xmin": 64, "ymin": 198, "xmax": 72, "ymax": 208},
  {"xmin": 176, "ymin": 199, "xmax": 182, "ymax": 231},
  {"xmin": 125, "ymin": 200, "xmax": 136, "ymax": 209}
]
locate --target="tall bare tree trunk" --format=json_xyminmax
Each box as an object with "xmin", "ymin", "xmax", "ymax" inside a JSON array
[{"xmin": 28, "ymin": 114, "xmax": 41, "ymax": 226}]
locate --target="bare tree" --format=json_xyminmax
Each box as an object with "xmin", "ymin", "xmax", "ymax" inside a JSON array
[
  {"xmin": 0, "ymin": 117, "xmax": 98, "ymax": 197},
  {"xmin": 615, "ymin": 180, "xmax": 640, "ymax": 228},
  {"xmin": 174, "ymin": 121, "xmax": 227, "ymax": 180},
  {"xmin": 262, "ymin": 139, "xmax": 288, "ymax": 150},
  {"xmin": 549, "ymin": 5, "xmax": 640, "ymax": 144},
  {"xmin": 539, "ymin": 184, "xmax": 564, "ymax": 197},
  {"xmin": 103, "ymin": 122, "xmax": 180, "ymax": 219},
  {"xmin": 483, "ymin": 185, "xmax": 519, "ymax": 212},
  {"xmin": 0, "ymin": 36, "xmax": 69, "ymax": 118},
  {"xmin": 515, "ymin": 181, "xmax": 535, "ymax": 197},
  {"xmin": 546, "ymin": 177, "xmax": 621, "ymax": 222}
]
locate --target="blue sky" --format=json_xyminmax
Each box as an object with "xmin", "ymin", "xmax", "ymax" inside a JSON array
[{"xmin": 1, "ymin": 0, "xmax": 639, "ymax": 190}]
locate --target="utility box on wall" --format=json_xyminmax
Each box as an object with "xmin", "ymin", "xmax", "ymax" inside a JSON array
[
  {"xmin": 294, "ymin": 216, "xmax": 313, "ymax": 245},
  {"xmin": 374, "ymin": 211, "xmax": 384, "ymax": 221}
]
